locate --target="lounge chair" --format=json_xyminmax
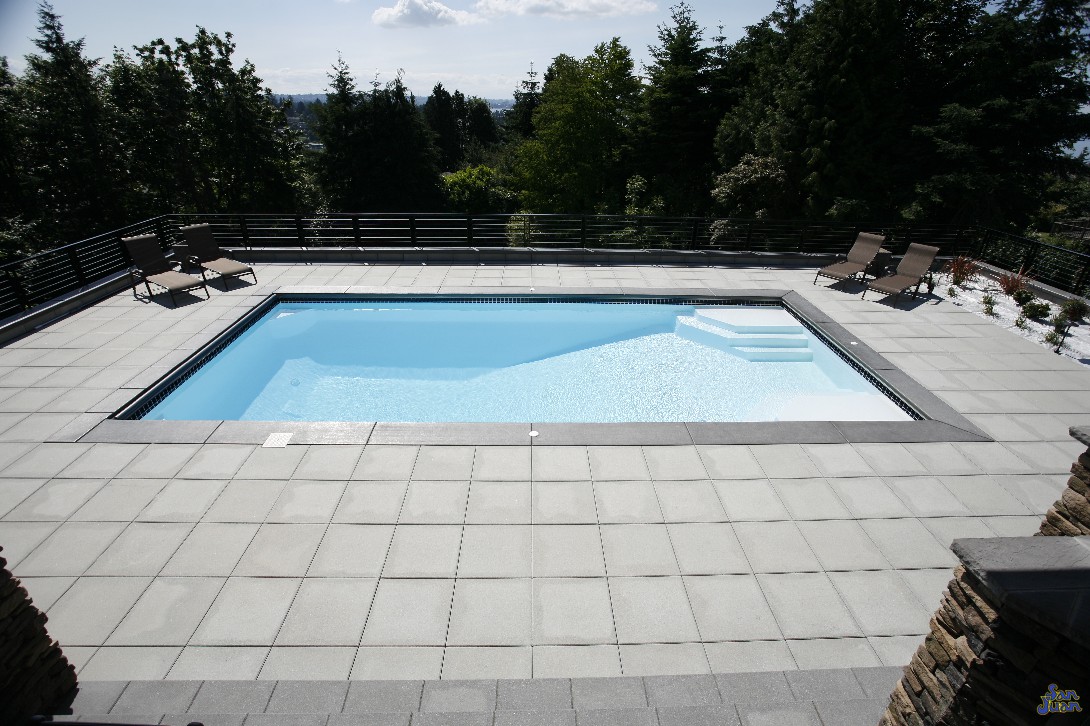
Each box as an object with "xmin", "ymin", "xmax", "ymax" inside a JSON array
[
  {"xmin": 179, "ymin": 223, "xmax": 257, "ymax": 288},
  {"xmin": 862, "ymin": 243, "xmax": 940, "ymax": 305},
  {"xmin": 813, "ymin": 232, "xmax": 885, "ymax": 285},
  {"xmin": 122, "ymin": 234, "xmax": 209, "ymax": 307}
]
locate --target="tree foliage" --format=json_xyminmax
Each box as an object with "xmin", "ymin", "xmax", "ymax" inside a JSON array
[
  {"xmin": 514, "ymin": 39, "xmax": 641, "ymax": 213},
  {"xmin": 3, "ymin": 0, "xmax": 1089, "ymax": 260},
  {"xmin": 312, "ymin": 60, "xmax": 442, "ymax": 211},
  {"xmin": 636, "ymin": 3, "xmax": 717, "ymax": 215},
  {"xmin": 423, "ymin": 83, "xmax": 500, "ymax": 172},
  {"xmin": 1, "ymin": 2, "xmax": 310, "ymax": 257}
]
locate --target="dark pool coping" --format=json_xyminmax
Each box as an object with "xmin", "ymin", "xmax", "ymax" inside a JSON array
[{"xmin": 83, "ymin": 287, "xmax": 990, "ymax": 446}]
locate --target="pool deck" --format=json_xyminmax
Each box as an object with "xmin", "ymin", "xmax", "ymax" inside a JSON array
[{"xmin": 0, "ymin": 261, "xmax": 1086, "ymax": 685}]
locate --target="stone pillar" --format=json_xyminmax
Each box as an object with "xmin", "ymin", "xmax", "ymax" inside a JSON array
[
  {"xmin": 880, "ymin": 537, "xmax": 1089, "ymax": 726},
  {"xmin": 0, "ymin": 546, "xmax": 77, "ymax": 723},
  {"xmin": 1038, "ymin": 426, "xmax": 1090, "ymax": 536}
]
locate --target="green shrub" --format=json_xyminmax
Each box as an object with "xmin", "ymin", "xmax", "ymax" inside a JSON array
[
  {"xmin": 1044, "ymin": 330, "xmax": 1066, "ymax": 352},
  {"xmin": 1014, "ymin": 314, "xmax": 1028, "ymax": 329},
  {"xmin": 504, "ymin": 213, "xmax": 541, "ymax": 247},
  {"xmin": 1022, "ymin": 300, "xmax": 1051, "ymax": 319},
  {"xmin": 1012, "ymin": 288, "xmax": 1036, "ymax": 306},
  {"xmin": 947, "ymin": 286, "xmax": 958, "ymax": 298},
  {"xmin": 1061, "ymin": 298, "xmax": 1089, "ymax": 322},
  {"xmin": 982, "ymin": 294, "xmax": 997, "ymax": 316},
  {"xmin": 1050, "ymin": 313, "xmax": 1070, "ymax": 333}
]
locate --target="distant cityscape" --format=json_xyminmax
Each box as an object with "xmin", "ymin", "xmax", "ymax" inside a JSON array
[{"xmin": 273, "ymin": 94, "xmax": 515, "ymax": 111}]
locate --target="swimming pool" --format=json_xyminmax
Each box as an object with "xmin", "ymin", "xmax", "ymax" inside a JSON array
[{"xmin": 137, "ymin": 299, "xmax": 913, "ymax": 423}]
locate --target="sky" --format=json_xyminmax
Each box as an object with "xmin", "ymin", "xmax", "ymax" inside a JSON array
[{"xmin": 0, "ymin": 0, "xmax": 780, "ymax": 98}]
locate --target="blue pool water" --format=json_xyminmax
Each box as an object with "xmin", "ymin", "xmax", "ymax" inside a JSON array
[{"xmin": 143, "ymin": 301, "xmax": 912, "ymax": 422}]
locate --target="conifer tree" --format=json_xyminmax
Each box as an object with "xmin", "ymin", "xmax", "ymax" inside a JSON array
[
  {"xmin": 423, "ymin": 83, "xmax": 463, "ymax": 171},
  {"xmin": 14, "ymin": 2, "xmax": 121, "ymax": 247},
  {"xmin": 515, "ymin": 40, "xmax": 640, "ymax": 212},
  {"xmin": 637, "ymin": 3, "xmax": 716, "ymax": 215}
]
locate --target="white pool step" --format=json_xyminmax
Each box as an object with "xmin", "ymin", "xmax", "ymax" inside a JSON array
[
  {"xmin": 731, "ymin": 346, "xmax": 814, "ymax": 362},
  {"xmin": 694, "ymin": 306, "xmax": 806, "ymax": 334},
  {"xmin": 675, "ymin": 315, "xmax": 813, "ymax": 362}
]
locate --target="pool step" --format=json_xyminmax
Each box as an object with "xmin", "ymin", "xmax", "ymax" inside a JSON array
[
  {"xmin": 732, "ymin": 346, "xmax": 814, "ymax": 362},
  {"xmin": 694, "ymin": 306, "xmax": 806, "ymax": 334},
  {"xmin": 675, "ymin": 316, "xmax": 813, "ymax": 362}
]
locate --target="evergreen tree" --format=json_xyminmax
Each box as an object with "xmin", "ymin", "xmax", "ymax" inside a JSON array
[
  {"xmin": 313, "ymin": 57, "xmax": 365, "ymax": 209},
  {"xmin": 104, "ymin": 41, "xmax": 196, "ymax": 217},
  {"xmin": 174, "ymin": 28, "xmax": 306, "ymax": 212},
  {"xmin": 637, "ymin": 3, "xmax": 716, "ymax": 215},
  {"xmin": 507, "ymin": 64, "xmax": 542, "ymax": 138},
  {"xmin": 314, "ymin": 62, "xmax": 442, "ymax": 210},
  {"xmin": 903, "ymin": 0, "xmax": 1090, "ymax": 225},
  {"xmin": 13, "ymin": 2, "xmax": 121, "ymax": 248},
  {"xmin": 423, "ymin": 83, "xmax": 463, "ymax": 170},
  {"xmin": 515, "ymin": 40, "xmax": 640, "ymax": 212}
]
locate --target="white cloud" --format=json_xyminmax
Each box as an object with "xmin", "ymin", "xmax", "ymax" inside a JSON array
[
  {"xmin": 372, "ymin": 0, "xmax": 480, "ymax": 27},
  {"xmin": 473, "ymin": 0, "xmax": 655, "ymax": 18}
]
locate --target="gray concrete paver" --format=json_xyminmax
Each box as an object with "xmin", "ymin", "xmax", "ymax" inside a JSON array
[{"xmin": 4, "ymin": 262, "xmax": 1087, "ymax": 682}]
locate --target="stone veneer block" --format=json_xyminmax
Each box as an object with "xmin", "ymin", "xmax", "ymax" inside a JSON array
[
  {"xmin": 0, "ymin": 547, "xmax": 77, "ymax": 723},
  {"xmin": 1037, "ymin": 430, "xmax": 1090, "ymax": 536},
  {"xmin": 880, "ymin": 536, "xmax": 1089, "ymax": 726}
]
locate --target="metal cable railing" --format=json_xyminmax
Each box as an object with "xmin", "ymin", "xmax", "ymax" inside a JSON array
[{"xmin": 1, "ymin": 212, "xmax": 1086, "ymax": 320}]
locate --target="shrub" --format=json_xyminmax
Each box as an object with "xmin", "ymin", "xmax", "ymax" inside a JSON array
[
  {"xmin": 947, "ymin": 285, "xmax": 958, "ymax": 298},
  {"xmin": 504, "ymin": 213, "xmax": 541, "ymax": 247},
  {"xmin": 1050, "ymin": 313, "xmax": 1070, "ymax": 333},
  {"xmin": 1022, "ymin": 300, "xmax": 1051, "ymax": 319},
  {"xmin": 944, "ymin": 256, "xmax": 979, "ymax": 287},
  {"xmin": 998, "ymin": 270, "xmax": 1030, "ymax": 296},
  {"xmin": 982, "ymin": 294, "xmax": 997, "ymax": 316},
  {"xmin": 1044, "ymin": 330, "xmax": 1066, "ymax": 352},
  {"xmin": 1061, "ymin": 298, "xmax": 1089, "ymax": 322},
  {"xmin": 1012, "ymin": 288, "xmax": 1036, "ymax": 306},
  {"xmin": 1014, "ymin": 314, "xmax": 1028, "ymax": 329},
  {"xmin": 925, "ymin": 273, "xmax": 936, "ymax": 294}
]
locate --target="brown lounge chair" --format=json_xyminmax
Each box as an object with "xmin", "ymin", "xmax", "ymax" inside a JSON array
[
  {"xmin": 813, "ymin": 232, "xmax": 884, "ymax": 285},
  {"xmin": 179, "ymin": 223, "xmax": 257, "ymax": 288},
  {"xmin": 122, "ymin": 234, "xmax": 209, "ymax": 307},
  {"xmin": 863, "ymin": 243, "xmax": 940, "ymax": 305}
]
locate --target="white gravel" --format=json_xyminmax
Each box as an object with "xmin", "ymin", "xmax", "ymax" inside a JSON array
[{"xmin": 935, "ymin": 272, "xmax": 1090, "ymax": 366}]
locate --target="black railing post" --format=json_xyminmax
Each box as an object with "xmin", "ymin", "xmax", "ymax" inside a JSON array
[
  {"xmin": 974, "ymin": 228, "xmax": 989, "ymax": 259},
  {"xmin": 5, "ymin": 268, "xmax": 28, "ymax": 311},
  {"xmin": 239, "ymin": 216, "xmax": 251, "ymax": 248},
  {"xmin": 691, "ymin": 219, "xmax": 699, "ymax": 250},
  {"xmin": 581, "ymin": 216, "xmax": 587, "ymax": 248},
  {"xmin": 66, "ymin": 247, "xmax": 86, "ymax": 285},
  {"xmin": 295, "ymin": 216, "xmax": 306, "ymax": 246},
  {"xmin": 353, "ymin": 216, "xmax": 361, "ymax": 245},
  {"xmin": 1021, "ymin": 238, "xmax": 1040, "ymax": 272},
  {"xmin": 1073, "ymin": 261, "xmax": 1090, "ymax": 296},
  {"xmin": 410, "ymin": 216, "xmax": 418, "ymax": 246},
  {"xmin": 467, "ymin": 216, "xmax": 474, "ymax": 245}
]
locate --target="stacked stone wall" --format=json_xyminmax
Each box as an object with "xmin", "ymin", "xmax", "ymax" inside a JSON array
[
  {"xmin": 882, "ymin": 564, "xmax": 1088, "ymax": 725},
  {"xmin": 1038, "ymin": 449, "xmax": 1090, "ymax": 536},
  {"xmin": 0, "ymin": 546, "xmax": 77, "ymax": 723}
]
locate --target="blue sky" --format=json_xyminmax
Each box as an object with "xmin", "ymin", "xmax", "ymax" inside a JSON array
[{"xmin": 0, "ymin": 0, "xmax": 779, "ymax": 98}]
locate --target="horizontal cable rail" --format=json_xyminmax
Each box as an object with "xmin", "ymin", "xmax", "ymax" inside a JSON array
[{"xmin": 1, "ymin": 212, "xmax": 1086, "ymax": 320}]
